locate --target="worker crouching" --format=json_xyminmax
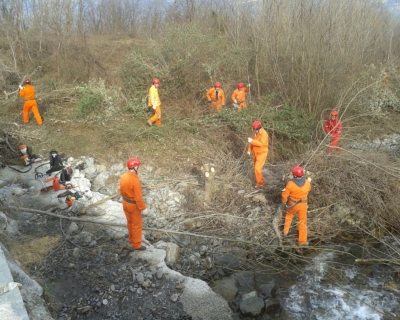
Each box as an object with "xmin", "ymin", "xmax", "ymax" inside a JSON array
[
  {"xmin": 282, "ymin": 166, "xmax": 312, "ymax": 246},
  {"xmin": 119, "ymin": 157, "xmax": 147, "ymax": 250}
]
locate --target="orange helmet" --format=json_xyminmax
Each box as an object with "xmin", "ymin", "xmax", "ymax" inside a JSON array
[
  {"xmin": 25, "ymin": 78, "xmax": 31, "ymax": 84},
  {"xmin": 331, "ymin": 110, "xmax": 338, "ymax": 117},
  {"xmin": 237, "ymin": 83, "xmax": 244, "ymax": 89},
  {"xmin": 152, "ymin": 78, "xmax": 160, "ymax": 85},
  {"xmin": 127, "ymin": 157, "xmax": 141, "ymax": 169},
  {"xmin": 215, "ymin": 82, "xmax": 221, "ymax": 88},
  {"xmin": 292, "ymin": 166, "xmax": 304, "ymax": 177},
  {"xmin": 251, "ymin": 121, "xmax": 262, "ymax": 129}
]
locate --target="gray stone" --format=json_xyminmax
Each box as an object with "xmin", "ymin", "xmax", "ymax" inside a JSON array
[
  {"xmin": 264, "ymin": 298, "xmax": 281, "ymax": 315},
  {"xmin": 239, "ymin": 296, "xmax": 265, "ymax": 317},
  {"xmin": 259, "ymin": 281, "xmax": 277, "ymax": 299},
  {"xmin": 211, "ymin": 278, "xmax": 238, "ymax": 302}
]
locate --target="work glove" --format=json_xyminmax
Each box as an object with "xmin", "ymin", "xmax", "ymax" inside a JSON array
[
  {"xmin": 234, "ymin": 99, "xmax": 237, "ymax": 103},
  {"xmin": 307, "ymin": 177, "xmax": 312, "ymax": 182},
  {"xmin": 247, "ymin": 152, "xmax": 251, "ymax": 156},
  {"xmin": 152, "ymin": 105, "xmax": 156, "ymax": 110},
  {"xmin": 281, "ymin": 203, "xmax": 288, "ymax": 211},
  {"xmin": 248, "ymin": 83, "xmax": 251, "ymax": 87},
  {"xmin": 19, "ymin": 85, "xmax": 23, "ymax": 90},
  {"xmin": 248, "ymin": 137, "xmax": 253, "ymax": 143}
]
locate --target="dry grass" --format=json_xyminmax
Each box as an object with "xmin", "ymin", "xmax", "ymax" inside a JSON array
[{"xmin": 9, "ymin": 236, "xmax": 61, "ymax": 270}]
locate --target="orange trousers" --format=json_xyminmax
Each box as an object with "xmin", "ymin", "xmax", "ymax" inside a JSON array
[
  {"xmin": 148, "ymin": 106, "xmax": 161, "ymax": 125},
  {"xmin": 23, "ymin": 100, "xmax": 42, "ymax": 125},
  {"xmin": 283, "ymin": 202, "xmax": 308, "ymax": 245},
  {"xmin": 253, "ymin": 152, "xmax": 267, "ymax": 186},
  {"xmin": 123, "ymin": 202, "xmax": 143, "ymax": 249},
  {"xmin": 328, "ymin": 135, "xmax": 340, "ymax": 153}
]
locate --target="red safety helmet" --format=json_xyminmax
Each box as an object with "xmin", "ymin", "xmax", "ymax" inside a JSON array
[
  {"xmin": 251, "ymin": 121, "xmax": 262, "ymax": 129},
  {"xmin": 330, "ymin": 110, "xmax": 338, "ymax": 117},
  {"xmin": 292, "ymin": 166, "xmax": 304, "ymax": 177},
  {"xmin": 152, "ymin": 78, "xmax": 160, "ymax": 85},
  {"xmin": 215, "ymin": 82, "xmax": 221, "ymax": 88},
  {"xmin": 25, "ymin": 78, "xmax": 31, "ymax": 84},
  {"xmin": 237, "ymin": 83, "xmax": 244, "ymax": 89},
  {"xmin": 127, "ymin": 157, "xmax": 141, "ymax": 169}
]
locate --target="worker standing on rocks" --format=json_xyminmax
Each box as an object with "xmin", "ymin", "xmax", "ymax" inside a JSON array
[
  {"xmin": 206, "ymin": 82, "xmax": 225, "ymax": 113},
  {"xmin": 19, "ymin": 78, "xmax": 43, "ymax": 125},
  {"xmin": 231, "ymin": 82, "xmax": 250, "ymax": 111},
  {"xmin": 147, "ymin": 78, "xmax": 161, "ymax": 126},
  {"xmin": 282, "ymin": 166, "xmax": 312, "ymax": 246},
  {"xmin": 247, "ymin": 120, "xmax": 269, "ymax": 187},
  {"xmin": 119, "ymin": 157, "xmax": 147, "ymax": 250},
  {"xmin": 324, "ymin": 110, "xmax": 342, "ymax": 153}
]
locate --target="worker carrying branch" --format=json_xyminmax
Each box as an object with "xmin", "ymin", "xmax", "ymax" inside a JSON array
[
  {"xmin": 147, "ymin": 78, "xmax": 161, "ymax": 126},
  {"xmin": 231, "ymin": 83, "xmax": 250, "ymax": 111},
  {"xmin": 206, "ymin": 82, "xmax": 225, "ymax": 113},
  {"xmin": 247, "ymin": 121, "xmax": 269, "ymax": 187},
  {"xmin": 19, "ymin": 78, "xmax": 43, "ymax": 125},
  {"xmin": 324, "ymin": 110, "xmax": 342, "ymax": 153},
  {"xmin": 282, "ymin": 166, "xmax": 312, "ymax": 246}
]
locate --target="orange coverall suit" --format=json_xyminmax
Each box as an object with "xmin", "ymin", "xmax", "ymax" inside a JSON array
[
  {"xmin": 247, "ymin": 128, "xmax": 269, "ymax": 186},
  {"xmin": 206, "ymin": 88, "xmax": 225, "ymax": 112},
  {"xmin": 282, "ymin": 177, "xmax": 312, "ymax": 245},
  {"xmin": 148, "ymin": 85, "xmax": 161, "ymax": 125},
  {"xmin": 324, "ymin": 118, "xmax": 342, "ymax": 153},
  {"xmin": 19, "ymin": 84, "xmax": 43, "ymax": 125},
  {"xmin": 231, "ymin": 87, "xmax": 249, "ymax": 111},
  {"xmin": 119, "ymin": 172, "xmax": 147, "ymax": 249}
]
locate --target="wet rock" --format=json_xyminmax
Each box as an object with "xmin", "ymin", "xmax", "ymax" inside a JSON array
[
  {"xmin": 66, "ymin": 222, "xmax": 79, "ymax": 236},
  {"xmin": 259, "ymin": 281, "xmax": 277, "ymax": 299},
  {"xmin": 264, "ymin": 298, "xmax": 281, "ymax": 315},
  {"xmin": 211, "ymin": 278, "xmax": 238, "ymax": 301},
  {"xmin": 214, "ymin": 253, "xmax": 241, "ymax": 275},
  {"xmin": 239, "ymin": 296, "xmax": 265, "ymax": 317}
]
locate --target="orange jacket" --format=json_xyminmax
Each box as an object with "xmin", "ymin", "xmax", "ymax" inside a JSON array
[
  {"xmin": 119, "ymin": 172, "xmax": 147, "ymax": 210},
  {"xmin": 19, "ymin": 84, "xmax": 35, "ymax": 100},
  {"xmin": 247, "ymin": 128, "xmax": 268, "ymax": 156},
  {"xmin": 324, "ymin": 118, "xmax": 342, "ymax": 137},
  {"xmin": 282, "ymin": 178, "xmax": 311, "ymax": 204},
  {"xmin": 148, "ymin": 85, "xmax": 161, "ymax": 108},
  {"xmin": 206, "ymin": 88, "xmax": 225, "ymax": 107},
  {"xmin": 231, "ymin": 87, "xmax": 248, "ymax": 104}
]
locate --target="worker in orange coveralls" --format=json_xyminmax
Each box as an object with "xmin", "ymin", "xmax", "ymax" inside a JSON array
[
  {"xmin": 19, "ymin": 78, "xmax": 43, "ymax": 125},
  {"xmin": 206, "ymin": 82, "xmax": 225, "ymax": 113},
  {"xmin": 282, "ymin": 166, "xmax": 312, "ymax": 246},
  {"xmin": 147, "ymin": 78, "xmax": 161, "ymax": 126},
  {"xmin": 119, "ymin": 158, "xmax": 147, "ymax": 250},
  {"xmin": 324, "ymin": 110, "xmax": 342, "ymax": 153},
  {"xmin": 231, "ymin": 82, "xmax": 250, "ymax": 111},
  {"xmin": 247, "ymin": 121, "xmax": 269, "ymax": 187}
]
